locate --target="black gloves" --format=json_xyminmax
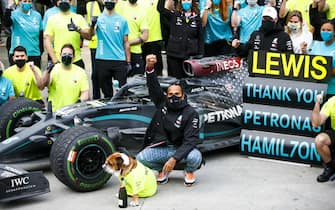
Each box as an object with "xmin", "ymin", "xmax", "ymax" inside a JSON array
[
  {"xmin": 91, "ymin": 16, "xmax": 98, "ymax": 28},
  {"xmin": 68, "ymin": 18, "xmax": 81, "ymax": 32}
]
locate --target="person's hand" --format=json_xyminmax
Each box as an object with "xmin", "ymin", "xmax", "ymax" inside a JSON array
[
  {"xmin": 316, "ymin": 94, "xmax": 323, "ymax": 104},
  {"xmin": 68, "ymin": 18, "xmax": 81, "ymax": 32},
  {"xmin": 126, "ymin": 62, "xmax": 132, "ymax": 75},
  {"xmin": 206, "ymin": 0, "xmax": 212, "ymax": 9},
  {"xmin": 145, "ymin": 54, "xmax": 157, "ymax": 71},
  {"xmin": 300, "ymin": 41, "xmax": 307, "ymax": 53},
  {"xmin": 47, "ymin": 62, "xmax": 56, "ymax": 73},
  {"xmin": 7, "ymin": 0, "xmax": 15, "ymax": 8},
  {"xmin": 232, "ymin": 39, "xmax": 240, "ymax": 48},
  {"xmin": 162, "ymin": 157, "xmax": 176, "ymax": 173},
  {"xmin": 91, "ymin": 16, "xmax": 98, "ymax": 28},
  {"xmin": 28, "ymin": 61, "xmax": 35, "ymax": 72}
]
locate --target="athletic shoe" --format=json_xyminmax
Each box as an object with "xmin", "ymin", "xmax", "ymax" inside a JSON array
[
  {"xmin": 157, "ymin": 172, "xmax": 169, "ymax": 184},
  {"xmin": 317, "ymin": 166, "xmax": 335, "ymax": 182},
  {"xmin": 184, "ymin": 172, "xmax": 196, "ymax": 187}
]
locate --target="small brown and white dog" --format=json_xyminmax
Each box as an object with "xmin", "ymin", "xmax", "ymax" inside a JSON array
[{"xmin": 102, "ymin": 152, "xmax": 157, "ymax": 207}]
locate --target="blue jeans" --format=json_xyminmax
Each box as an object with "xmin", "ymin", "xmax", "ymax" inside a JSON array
[{"xmin": 136, "ymin": 146, "xmax": 202, "ymax": 173}]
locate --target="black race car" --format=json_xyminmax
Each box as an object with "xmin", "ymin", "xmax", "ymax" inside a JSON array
[{"xmin": 0, "ymin": 56, "xmax": 248, "ymax": 199}]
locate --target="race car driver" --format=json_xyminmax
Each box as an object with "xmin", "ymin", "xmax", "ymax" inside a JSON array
[{"xmin": 136, "ymin": 54, "xmax": 202, "ymax": 187}]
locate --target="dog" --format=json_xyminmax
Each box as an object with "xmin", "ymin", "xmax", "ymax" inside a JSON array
[{"xmin": 103, "ymin": 152, "xmax": 157, "ymax": 207}]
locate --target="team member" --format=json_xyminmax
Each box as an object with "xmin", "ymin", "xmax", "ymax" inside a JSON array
[
  {"xmin": 140, "ymin": 0, "xmax": 164, "ymax": 76},
  {"xmin": 44, "ymin": 0, "xmax": 92, "ymax": 69},
  {"xmin": 42, "ymin": 44, "xmax": 89, "ymax": 111},
  {"xmin": 93, "ymin": 0, "xmax": 130, "ymax": 98},
  {"xmin": 116, "ymin": 0, "xmax": 148, "ymax": 76},
  {"xmin": 231, "ymin": 0, "xmax": 264, "ymax": 44},
  {"xmin": 308, "ymin": 21, "xmax": 335, "ymax": 96},
  {"xmin": 137, "ymin": 54, "xmax": 202, "ymax": 187},
  {"xmin": 285, "ymin": 10, "xmax": 312, "ymax": 54},
  {"xmin": 157, "ymin": 0, "xmax": 204, "ymax": 79},
  {"xmin": 86, "ymin": 0, "xmax": 102, "ymax": 99},
  {"xmin": 311, "ymin": 94, "xmax": 335, "ymax": 182},
  {"xmin": 42, "ymin": 0, "xmax": 77, "ymax": 30},
  {"xmin": 232, "ymin": 6, "xmax": 293, "ymax": 57},
  {"xmin": 0, "ymin": 61, "xmax": 15, "ymax": 106},
  {"xmin": 4, "ymin": 0, "xmax": 43, "ymax": 68},
  {"xmin": 3, "ymin": 46, "xmax": 44, "ymax": 103},
  {"xmin": 200, "ymin": 0, "xmax": 233, "ymax": 56}
]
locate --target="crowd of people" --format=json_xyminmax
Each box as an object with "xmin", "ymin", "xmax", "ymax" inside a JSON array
[
  {"xmin": 0, "ymin": 0, "xmax": 333, "ymax": 106},
  {"xmin": 0, "ymin": 0, "xmax": 334, "ymax": 185}
]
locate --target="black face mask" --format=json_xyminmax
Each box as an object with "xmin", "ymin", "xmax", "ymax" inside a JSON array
[
  {"xmin": 15, "ymin": 59, "xmax": 26, "ymax": 68},
  {"xmin": 59, "ymin": 1, "xmax": 70, "ymax": 12},
  {"xmin": 61, "ymin": 54, "xmax": 73, "ymax": 66},
  {"xmin": 105, "ymin": 2, "xmax": 115, "ymax": 10},
  {"xmin": 0, "ymin": 69, "xmax": 2, "ymax": 77},
  {"xmin": 167, "ymin": 95, "xmax": 185, "ymax": 110},
  {"xmin": 129, "ymin": 0, "xmax": 137, "ymax": 4},
  {"xmin": 261, "ymin": 20, "xmax": 275, "ymax": 34}
]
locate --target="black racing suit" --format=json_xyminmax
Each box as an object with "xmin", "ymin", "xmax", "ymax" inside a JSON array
[
  {"xmin": 144, "ymin": 71, "xmax": 200, "ymax": 161},
  {"xmin": 235, "ymin": 24, "xmax": 293, "ymax": 58}
]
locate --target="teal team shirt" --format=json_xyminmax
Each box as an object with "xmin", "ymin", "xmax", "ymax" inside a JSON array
[
  {"xmin": 9, "ymin": 9, "xmax": 42, "ymax": 56},
  {"xmin": 42, "ymin": 6, "xmax": 77, "ymax": 30},
  {"xmin": 309, "ymin": 41, "xmax": 335, "ymax": 94},
  {"xmin": 237, "ymin": 5, "xmax": 264, "ymax": 44},
  {"xmin": 0, "ymin": 77, "xmax": 14, "ymax": 106},
  {"xmin": 199, "ymin": 0, "xmax": 233, "ymax": 44},
  {"xmin": 95, "ymin": 13, "xmax": 129, "ymax": 61}
]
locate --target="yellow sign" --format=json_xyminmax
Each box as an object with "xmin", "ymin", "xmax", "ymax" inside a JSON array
[{"xmin": 248, "ymin": 51, "xmax": 332, "ymax": 82}]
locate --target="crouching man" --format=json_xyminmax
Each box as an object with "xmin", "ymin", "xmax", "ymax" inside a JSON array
[
  {"xmin": 311, "ymin": 94, "xmax": 335, "ymax": 182},
  {"xmin": 136, "ymin": 54, "xmax": 202, "ymax": 187}
]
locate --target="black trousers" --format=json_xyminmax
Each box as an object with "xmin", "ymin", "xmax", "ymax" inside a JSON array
[
  {"xmin": 90, "ymin": 49, "xmax": 100, "ymax": 99},
  {"xmin": 95, "ymin": 59, "xmax": 127, "ymax": 98},
  {"xmin": 167, "ymin": 55, "xmax": 187, "ymax": 79},
  {"xmin": 142, "ymin": 41, "xmax": 163, "ymax": 76},
  {"xmin": 204, "ymin": 39, "xmax": 233, "ymax": 57},
  {"xmin": 129, "ymin": 53, "xmax": 144, "ymax": 76}
]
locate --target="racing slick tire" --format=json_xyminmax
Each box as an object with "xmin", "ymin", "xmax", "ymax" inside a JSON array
[
  {"xmin": 50, "ymin": 126, "xmax": 116, "ymax": 192},
  {"xmin": 0, "ymin": 98, "xmax": 43, "ymax": 141}
]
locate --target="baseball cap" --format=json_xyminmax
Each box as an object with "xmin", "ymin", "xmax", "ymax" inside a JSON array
[{"xmin": 262, "ymin": 6, "xmax": 277, "ymax": 20}]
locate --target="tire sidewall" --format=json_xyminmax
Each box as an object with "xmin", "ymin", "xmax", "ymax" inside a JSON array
[
  {"xmin": 0, "ymin": 98, "xmax": 42, "ymax": 140},
  {"xmin": 53, "ymin": 127, "xmax": 116, "ymax": 191}
]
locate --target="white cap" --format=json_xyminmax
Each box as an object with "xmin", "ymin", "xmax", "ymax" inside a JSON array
[{"xmin": 262, "ymin": 6, "xmax": 277, "ymax": 20}]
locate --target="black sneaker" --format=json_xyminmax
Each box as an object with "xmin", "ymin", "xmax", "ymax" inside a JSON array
[{"xmin": 317, "ymin": 166, "xmax": 335, "ymax": 182}]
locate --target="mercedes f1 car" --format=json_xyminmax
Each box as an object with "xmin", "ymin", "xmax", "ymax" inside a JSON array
[{"xmin": 0, "ymin": 56, "xmax": 247, "ymax": 199}]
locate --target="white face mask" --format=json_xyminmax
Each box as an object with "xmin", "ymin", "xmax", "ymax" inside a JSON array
[
  {"xmin": 287, "ymin": 22, "xmax": 301, "ymax": 33},
  {"xmin": 247, "ymin": 0, "xmax": 257, "ymax": 6}
]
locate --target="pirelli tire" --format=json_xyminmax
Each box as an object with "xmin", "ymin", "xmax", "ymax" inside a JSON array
[
  {"xmin": 0, "ymin": 98, "xmax": 43, "ymax": 141},
  {"xmin": 50, "ymin": 126, "xmax": 116, "ymax": 192}
]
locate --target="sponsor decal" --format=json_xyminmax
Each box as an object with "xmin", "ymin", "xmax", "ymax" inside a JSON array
[{"xmin": 203, "ymin": 105, "xmax": 243, "ymax": 123}]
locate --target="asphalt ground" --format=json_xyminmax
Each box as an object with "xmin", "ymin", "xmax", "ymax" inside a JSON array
[
  {"xmin": 0, "ymin": 43, "xmax": 335, "ymax": 210},
  {"xmin": 0, "ymin": 147, "xmax": 335, "ymax": 210}
]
